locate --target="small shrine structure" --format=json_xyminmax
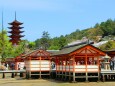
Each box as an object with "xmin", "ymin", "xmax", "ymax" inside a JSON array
[
  {"xmin": 101, "ymin": 54, "xmax": 111, "ymax": 70},
  {"xmin": 24, "ymin": 49, "xmax": 51, "ymax": 79}
]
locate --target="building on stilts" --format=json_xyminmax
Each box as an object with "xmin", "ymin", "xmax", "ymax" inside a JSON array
[
  {"xmin": 52, "ymin": 43, "xmax": 106, "ymax": 82},
  {"xmin": 23, "ymin": 49, "xmax": 51, "ymax": 79}
]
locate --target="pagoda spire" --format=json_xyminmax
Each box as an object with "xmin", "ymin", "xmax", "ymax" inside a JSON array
[
  {"xmin": 15, "ymin": 11, "xmax": 16, "ymax": 20},
  {"xmin": 8, "ymin": 12, "xmax": 24, "ymax": 45}
]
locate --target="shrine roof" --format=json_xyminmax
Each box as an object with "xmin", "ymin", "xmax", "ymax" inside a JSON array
[
  {"xmin": 47, "ymin": 50, "xmax": 59, "ymax": 54},
  {"xmin": 22, "ymin": 49, "xmax": 51, "ymax": 58},
  {"xmin": 51, "ymin": 44, "xmax": 87, "ymax": 56},
  {"xmin": 51, "ymin": 43, "xmax": 105, "ymax": 56},
  {"xmin": 105, "ymin": 49, "xmax": 115, "ymax": 56},
  {"xmin": 22, "ymin": 49, "xmax": 59, "ymax": 58},
  {"xmin": 105, "ymin": 49, "xmax": 115, "ymax": 52},
  {"xmin": 21, "ymin": 50, "xmax": 36, "ymax": 57}
]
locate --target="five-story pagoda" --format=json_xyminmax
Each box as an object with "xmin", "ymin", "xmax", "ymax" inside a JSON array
[{"xmin": 8, "ymin": 14, "xmax": 24, "ymax": 45}]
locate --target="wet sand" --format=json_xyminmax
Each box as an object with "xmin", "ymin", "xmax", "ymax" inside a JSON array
[{"xmin": 0, "ymin": 74, "xmax": 115, "ymax": 86}]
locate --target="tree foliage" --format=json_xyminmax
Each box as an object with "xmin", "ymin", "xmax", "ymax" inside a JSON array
[
  {"xmin": 0, "ymin": 30, "xmax": 28, "ymax": 61},
  {"xmin": 100, "ymin": 41, "xmax": 115, "ymax": 51},
  {"xmin": 35, "ymin": 31, "xmax": 50, "ymax": 50}
]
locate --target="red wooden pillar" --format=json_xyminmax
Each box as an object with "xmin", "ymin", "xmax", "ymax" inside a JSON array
[
  {"xmin": 62, "ymin": 57, "xmax": 64, "ymax": 80},
  {"xmin": 85, "ymin": 48, "xmax": 88, "ymax": 82},
  {"xmin": 28, "ymin": 57, "xmax": 31, "ymax": 79},
  {"xmin": 55, "ymin": 57, "xmax": 58, "ymax": 78},
  {"xmin": 57, "ymin": 57, "xmax": 60, "ymax": 79},
  {"xmin": 64, "ymin": 56, "xmax": 66, "ymax": 81},
  {"xmin": 97, "ymin": 55, "xmax": 100, "ymax": 81},
  {"xmin": 39, "ymin": 56, "xmax": 41, "ymax": 79},
  {"xmin": 69, "ymin": 56, "xmax": 71, "ymax": 81},
  {"xmin": 49, "ymin": 56, "xmax": 51, "ymax": 78},
  {"xmin": 72, "ymin": 56, "xmax": 76, "ymax": 82}
]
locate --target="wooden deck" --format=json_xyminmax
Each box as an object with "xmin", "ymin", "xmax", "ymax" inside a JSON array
[
  {"xmin": 101, "ymin": 69, "xmax": 115, "ymax": 82},
  {"xmin": 0, "ymin": 70, "xmax": 26, "ymax": 78},
  {"xmin": 101, "ymin": 69, "xmax": 115, "ymax": 73},
  {"xmin": 0, "ymin": 70, "xmax": 26, "ymax": 73}
]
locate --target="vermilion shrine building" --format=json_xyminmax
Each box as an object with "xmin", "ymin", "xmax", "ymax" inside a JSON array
[
  {"xmin": 52, "ymin": 44, "xmax": 106, "ymax": 82},
  {"xmin": 23, "ymin": 49, "xmax": 51, "ymax": 79}
]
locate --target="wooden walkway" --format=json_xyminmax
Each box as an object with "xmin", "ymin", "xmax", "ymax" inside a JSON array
[
  {"xmin": 0, "ymin": 70, "xmax": 26, "ymax": 78},
  {"xmin": 0, "ymin": 70, "xmax": 26, "ymax": 73},
  {"xmin": 0, "ymin": 69, "xmax": 115, "ymax": 82},
  {"xmin": 101, "ymin": 69, "xmax": 115, "ymax": 82}
]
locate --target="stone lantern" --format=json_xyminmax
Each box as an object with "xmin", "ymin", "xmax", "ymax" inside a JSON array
[{"xmin": 103, "ymin": 54, "xmax": 111, "ymax": 70}]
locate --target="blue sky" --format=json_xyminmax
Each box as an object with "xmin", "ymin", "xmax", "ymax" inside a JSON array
[{"xmin": 0, "ymin": 0, "xmax": 115, "ymax": 41}]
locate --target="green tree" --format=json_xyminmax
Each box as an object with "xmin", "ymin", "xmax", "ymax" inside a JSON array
[
  {"xmin": 100, "ymin": 19, "xmax": 115, "ymax": 36},
  {"xmin": 0, "ymin": 30, "xmax": 11, "ymax": 61},
  {"xmin": 48, "ymin": 37, "xmax": 60, "ymax": 50},
  {"xmin": 28, "ymin": 41, "xmax": 35, "ymax": 49},
  {"xmin": 0, "ymin": 30, "xmax": 29, "ymax": 62},
  {"xmin": 40, "ymin": 31, "xmax": 50, "ymax": 50},
  {"xmin": 58, "ymin": 35, "xmax": 67, "ymax": 49}
]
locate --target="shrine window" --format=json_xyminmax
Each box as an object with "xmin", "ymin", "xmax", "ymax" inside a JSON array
[
  {"xmin": 66, "ymin": 61, "xmax": 69, "ymax": 65},
  {"xmin": 87, "ymin": 57, "xmax": 93, "ymax": 65},
  {"xmin": 75, "ymin": 57, "xmax": 85, "ymax": 65},
  {"xmin": 59, "ymin": 61, "xmax": 62, "ymax": 65},
  {"xmin": 69, "ymin": 60, "xmax": 73, "ymax": 65},
  {"xmin": 87, "ymin": 57, "xmax": 98, "ymax": 65},
  {"xmin": 94, "ymin": 57, "xmax": 98, "ymax": 65}
]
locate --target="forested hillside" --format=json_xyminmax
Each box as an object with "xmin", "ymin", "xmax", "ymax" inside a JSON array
[{"xmin": 35, "ymin": 19, "xmax": 115, "ymax": 50}]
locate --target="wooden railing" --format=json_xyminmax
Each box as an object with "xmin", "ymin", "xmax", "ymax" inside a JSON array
[{"xmin": 57, "ymin": 65, "xmax": 99, "ymax": 72}]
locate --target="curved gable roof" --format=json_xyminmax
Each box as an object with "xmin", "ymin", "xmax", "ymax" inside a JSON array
[{"xmin": 52, "ymin": 44, "xmax": 106, "ymax": 56}]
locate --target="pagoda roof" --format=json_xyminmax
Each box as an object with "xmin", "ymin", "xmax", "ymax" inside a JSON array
[
  {"xmin": 9, "ymin": 35, "xmax": 24, "ymax": 38},
  {"xmin": 8, "ymin": 20, "xmax": 23, "ymax": 25},
  {"xmin": 8, "ymin": 27, "xmax": 24, "ymax": 29},
  {"xmin": 8, "ymin": 31, "xmax": 24, "ymax": 33},
  {"xmin": 10, "ymin": 39, "xmax": 21, "ymax": 41}
]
